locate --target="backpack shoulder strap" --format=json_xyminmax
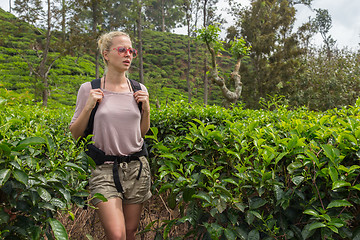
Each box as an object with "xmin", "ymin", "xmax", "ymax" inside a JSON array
[
  {"xmin": 129, "ymin": 79, "xmax": 142, "ymax": 92},
  {"xmin": 129, "ymin": 79, "xmax": 143, "ymax": 112},
  {"xmin": 91, "ymin": 78, "xmax": 101, "ymax": 89},
  {"xmin": 84, "ymin": 78, "xmax": 101, "ymax": 138}
]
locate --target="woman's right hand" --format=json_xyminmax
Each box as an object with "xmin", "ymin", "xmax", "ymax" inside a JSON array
[{"xmin": 85, "ymin": 89, "xmax": 104, "ymax": 110}]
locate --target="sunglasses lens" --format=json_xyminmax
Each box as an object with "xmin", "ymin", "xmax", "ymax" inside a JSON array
[
  {"xmin": 131, "ymin": 49, "xmax": 137, "ymax": 57},
  {"xmin": 118, "ymin": 47, "xmax": 127, "ymax": 53}
]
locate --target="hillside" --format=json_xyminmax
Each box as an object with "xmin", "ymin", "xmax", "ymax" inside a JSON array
[{"xmin": 0, "ymin": 8, "xmax": 236, "ymax": 108}]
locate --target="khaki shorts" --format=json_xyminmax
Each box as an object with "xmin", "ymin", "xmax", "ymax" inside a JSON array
[{"xmin": 89, "ymin": 156, "xmax": 152, "ymax": 206}]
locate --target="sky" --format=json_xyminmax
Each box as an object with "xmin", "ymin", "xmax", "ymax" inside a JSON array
[
  {"xmin": 0, "ymin": 0, "xmax": 359, "ymax": 50},
  {"xmin": 174, "ymin": 0, "xmax": 360, "ymax": 50},
  {"xmin": 294, "ymin": 0, "xmax": 360, "ymax": 50}
]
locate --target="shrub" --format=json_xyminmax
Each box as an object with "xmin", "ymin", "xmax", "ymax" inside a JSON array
[
  {"xmin": 146, "ymin": 100, "xmax": 360, "ymax": 239},
  {"xmin": 0, "ymin": 89, "xmax": 93, "ymax": 239}
]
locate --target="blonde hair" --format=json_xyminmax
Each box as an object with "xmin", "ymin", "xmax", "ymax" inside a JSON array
[{"xmin": 97, "ymin": 31, "xmax": 131, "ymax": 66}]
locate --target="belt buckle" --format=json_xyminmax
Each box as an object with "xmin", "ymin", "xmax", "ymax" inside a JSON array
[{"xmin": 121, "ymin": 162, "xmax": 128, "ymax": 169}]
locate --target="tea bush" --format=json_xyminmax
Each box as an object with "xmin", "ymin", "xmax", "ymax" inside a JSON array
[
  {"xmin": 147, "ymin": 101, "xmax": 360, "ymax": 239},
  {"xmin": 0, "ymin": 89, "xmax": 92, "ymax": 239},
  {"xmin": 2, "ymin": 89, "xmax": 360, "ymax": 239}
]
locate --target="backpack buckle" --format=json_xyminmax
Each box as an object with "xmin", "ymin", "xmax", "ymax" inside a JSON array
[{"xmin": 121, "ymin": 162, "xmax": 128, "ymax": 169}]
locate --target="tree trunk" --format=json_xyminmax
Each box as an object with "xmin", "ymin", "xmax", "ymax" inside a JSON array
[
  {"xmin": 95, "ymin": 52, "xmax": 99, "ymax": 79},
  {"xmin": 206, "ymin": 42, "xmax": 242, "ymax": 107},
  {"xmin": 61, "ymin": 0, "xmax": 66, "ymax": 43},
  {"xmin": 91, "ymin": 0, "xmax": 99, "ymax": 78},
  {"xmin": 161, "ymin": 0, "xmax": 165, "ymax": 32},
  {"xmin": 186, "ymin": 2, "xmax": 191, "ymax": 103},
  {"xmin": 204, "ymin": 58, "xmax": 208, "ymax": 106},
  {"xmin": 203, "ymin": 0, "xmax": 208, "ymax": 106},
  {"xmin": 40, "ymin": 0, "xmax": 52, "ymax": 107},
  {"xmin": 42, "ymin": 79, "xmax": 49, "ymax": 106},
  {"xmin": 137, "ymin": 0, "xmax": 144, "ymax": 84},
  {"xmin": 14, "ymin": 0, "xmax": 60, "ymax": 107}
]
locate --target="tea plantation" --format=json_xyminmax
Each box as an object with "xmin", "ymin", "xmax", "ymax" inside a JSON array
[
  {"xmin": 1, "ymin": 88, "xmax": 360, "ymax": 239},
  {"xmin": 0, "ymin": 8, "xmax": 235, "ymax": 108},
  {"xmin": 1, "ymin": 6, "xmax": 360, "ymax": 240}
]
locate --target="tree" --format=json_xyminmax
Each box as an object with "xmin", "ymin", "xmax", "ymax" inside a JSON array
[
  {"xmin": 136, "ymin": 0, "xmax": 144, "ymax": 84},
  {"xmin": 13, "ymin": 0, "xmax": 43, "ymax": 25},
  {"xmin": 202, "ymin": 0, "xmax": 209, "ymax": 106},
  {"xmin": 13, "ymin": 0, "xmax": 60, "ymax": 106},
  {"xmin": 231, "ymin": 0, "xmax": 308, "ymax": 108},
  {"xmin": 52, "ymin": 0, "xmax": 69, "ymax": 43},
  {"xmin": 198, "ymin": 24, "xmax": 251, "ymax": 107},
  {"xmin": 69, "ymin": 0, "xmax": 133, "ymax": 78},
  {"xmin": 69, "ymin": 0, "xmax": 144, "ymax": 79},
  {"xmin": 90, "ymin": 0, "xmax": 103, "ymax": 78},
  {"xmin": 191, "ymin": 0, "xmax": 202, "ymax": 35},
  {"xmin": 145, "ymin": 0, "xmax": 184, "ymax": 32},
  {"xmin": 200, "ymin": 0, "xmax": 222, "ymax": 106},
  {"xmin": 290, "ymin": 48, "xmax": 360, "ymax": 110},
  {"xmin": 313, "ymin": 8, "xmax": 336, "ymax": 59},
  {"xmin": 182, "ymin": 0, "xmax": 194, "ymax": 103},
  {"xmin": 178, "ymin": 0, "xmax": 203, "ymax": 104}
]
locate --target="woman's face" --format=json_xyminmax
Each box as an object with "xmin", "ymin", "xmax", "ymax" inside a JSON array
[{"xmin": 104, "ymin": 36, "xmax": 136, "ymax": 72}]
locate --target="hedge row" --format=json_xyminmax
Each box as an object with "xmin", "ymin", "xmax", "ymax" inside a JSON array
[
  {"xmin": 147, "ymin": 101, "xmax": 360, "ymax": 240},
  {"xmin": 0, "ymin": 89, "xmax": 92, "ymax": 239},
  {"xmin": 1, "ymin": 91, "xmax": 360, "ymax": 239}
]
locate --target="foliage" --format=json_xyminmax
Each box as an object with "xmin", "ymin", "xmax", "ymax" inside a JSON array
[
  {"xmin": 0, "ymin": 7, "xmax": 98, "ymax": 107},
  {"xmin": 230, "ymin": 37, "xmax": 252, "ymax": 60},
  {"xmin": 197, "ymin": 24, "xmax": 250, "ymax": 106},
  {"xmin": 313, "ymin": 8, "xmax": 336, "ymax": 53},
  {"xmin": 0, "ymin": 8, "xmax": 38, "ymax": 50},
  {"xmin": 0, "ymin": 8, "xmax": 237, "ymax": 108},
  {"xmin": 289, "ymin": 47, "xmax": 360, "ymax": 110},
  {"xmin": 0, "ymin": 89, "xmax": 93, "ymax": 239},
  {"xmin": 145, "ymin": 0, "xmax": 185, "ymax": 32},
  {"xmin": 1, "ymin": 88, "xmax": 360, "ymax": 239},
  {"xmin": 131, "ymin": 30, "xmax": 236, "ymax": 107},
  {"xmin": 12, "ymin": 0, "xmax": 43, "ymax": 26},
  {"xmin": 197, "ymin": 24, "xmax": 225, "ymax": 55},
  {"xmin": 197, "ymin": 24, "xmax": 251, "ymax": 59},
  {"xmin": 146, "ymin": 100, "xmax": 360, "ymax": 239},
  {"xmin": 237, "ymin": 0, "xmax": 306, "ymax": 108},
  {"xmin": 1, "ymin": 2, "xmax": 360, "ymax": 239}
]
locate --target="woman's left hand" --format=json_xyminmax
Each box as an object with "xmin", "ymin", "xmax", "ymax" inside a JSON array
[{"xmin": 134, "ymin": 91, "xmax": 150, "ymax": 113}]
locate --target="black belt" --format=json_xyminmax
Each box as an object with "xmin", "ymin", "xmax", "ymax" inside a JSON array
[{"xmin": 85, "ymin": 144, "xmax": 148, "ymax": 194}]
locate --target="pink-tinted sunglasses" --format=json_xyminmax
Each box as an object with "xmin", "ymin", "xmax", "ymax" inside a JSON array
[{"xmin": 112, "ymin": 47, "xmax": 137, "ymax": 58}]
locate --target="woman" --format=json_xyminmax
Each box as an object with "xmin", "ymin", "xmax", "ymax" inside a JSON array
[{"xmin": 69, "ymin": 31, "xmax": 151, "ymax": 240}]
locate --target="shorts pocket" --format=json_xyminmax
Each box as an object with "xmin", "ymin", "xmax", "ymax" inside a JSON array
[{"xmin": 123, "ymin": 157, "xmax": 151, "ymax": 202}]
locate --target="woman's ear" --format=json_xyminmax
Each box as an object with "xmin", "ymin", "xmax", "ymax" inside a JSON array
[{"xmin": 103, "ymin": 51, "xmax": 109, "ymax": 62}]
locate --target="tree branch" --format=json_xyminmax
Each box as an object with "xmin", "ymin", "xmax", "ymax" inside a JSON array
[
  {"xmin": 15, "ymin": 49, "xmax": 41, "ymax": 79},
  {"xmin": 206, "ymin": 42, "xmax": 243, "ymax": 105},
  {"xmin": 45, "ymin": 54, "xmax": 61, "ymax": 79}
]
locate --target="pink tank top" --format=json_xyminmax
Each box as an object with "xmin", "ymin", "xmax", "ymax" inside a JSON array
[{"xmin": 70, "ymin": 81, "xmax": 147, "ymax": 156}]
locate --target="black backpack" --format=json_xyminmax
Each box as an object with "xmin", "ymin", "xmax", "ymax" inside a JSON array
[{"xmin": 83, "ymin": 78, "xmax": 143, "ymax": 138}]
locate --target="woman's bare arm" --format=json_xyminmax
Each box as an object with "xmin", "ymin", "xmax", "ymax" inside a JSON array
[
  {"xmin": 69, "ymin": 89, "xmax": 104, "ymax": 140},
  {"xmin": 134, "ymin": 90, "xmax": 150, "ymax": 137}
]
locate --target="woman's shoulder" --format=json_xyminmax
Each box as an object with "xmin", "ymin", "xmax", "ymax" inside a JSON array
[
  {"xmin": 80, "ymin": 81, "xmax": 92, "ymax": 90},
  {"xmin": 77, "ymin": 81, "xmax": 92, "ymax": 97}
]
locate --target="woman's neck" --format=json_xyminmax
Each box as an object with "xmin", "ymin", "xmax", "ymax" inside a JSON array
[
  {"xmin": 102, "ymin": 71, "xmax": 131, "ymax": 92},
  {"xmin": 105, "ymin": 70, "xmax": 127, "ymax": 84}
]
